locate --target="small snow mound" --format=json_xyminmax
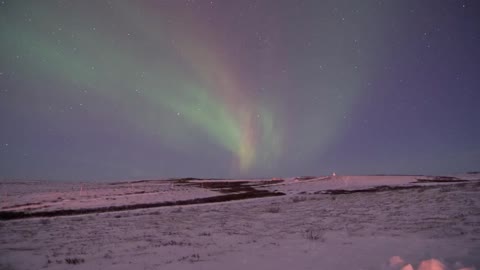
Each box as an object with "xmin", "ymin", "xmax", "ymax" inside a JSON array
[
  {"xmin": 386, "ymin": 256, "xmax": 412, "ymax": 270},
  {"xmin": 389, "ymin": 256, "xmax": 406, "ymax": 267},
  {"xmin": 417, "ymin": 259, "xmax": 446, "ymax": 270},
  {"xmin": 385, "ymin": 257, "xmax": 476, "ymax": 270}
]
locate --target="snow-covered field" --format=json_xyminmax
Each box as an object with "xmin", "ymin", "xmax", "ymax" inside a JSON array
[
  {"xmin": 0, "ymin": 180, "xmax": 219, "ymax": 213},
  {"xmin": 0, "ymin": 174, "xmax": 479, "ymax": 270}
]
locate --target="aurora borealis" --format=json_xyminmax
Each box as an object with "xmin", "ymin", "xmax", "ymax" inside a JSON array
[{"xmin": 1, "ymin": 1, "xmax": 479, "ymax": 180}]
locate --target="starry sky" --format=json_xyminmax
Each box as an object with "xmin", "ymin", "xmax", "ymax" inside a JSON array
[{"xmin": 1, "ymin": 0, "xmax": 479, "ymax": 181}]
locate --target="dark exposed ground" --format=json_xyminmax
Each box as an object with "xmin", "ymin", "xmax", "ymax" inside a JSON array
[
  {"xmin": 178, "ymin": 179, "xmax": 284, "ymax": 193},
  {"xmin": 0, "ymin": 179, "xmax": 285, "ymax": 220},
  {"xmin": 300, "ymin": 180, "xmax": 480, "ymax": 195}
]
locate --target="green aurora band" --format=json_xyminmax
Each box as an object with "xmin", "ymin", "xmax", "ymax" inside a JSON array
[{"xmin": 1, "ymin": 1, "xmax": 365, "ymax": 176}]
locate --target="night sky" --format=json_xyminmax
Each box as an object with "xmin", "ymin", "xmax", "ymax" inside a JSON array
[{"xmin": 1, "ymin": 0, "xmax": 479, "ymax": 181}]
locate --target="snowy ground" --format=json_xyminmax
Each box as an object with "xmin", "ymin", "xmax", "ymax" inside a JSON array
[
  {"xmin": 0, "ymin": 174, "xmax": 479, "ymax": 270},
  {"xmin": 0, "ymin": 180, "xmax": 219, "ymax": 213}
]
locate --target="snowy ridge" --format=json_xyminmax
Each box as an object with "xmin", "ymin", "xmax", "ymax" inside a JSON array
[{"xmin": 266, "ymin": 174, "xmax": 475, "ymax": 195}]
